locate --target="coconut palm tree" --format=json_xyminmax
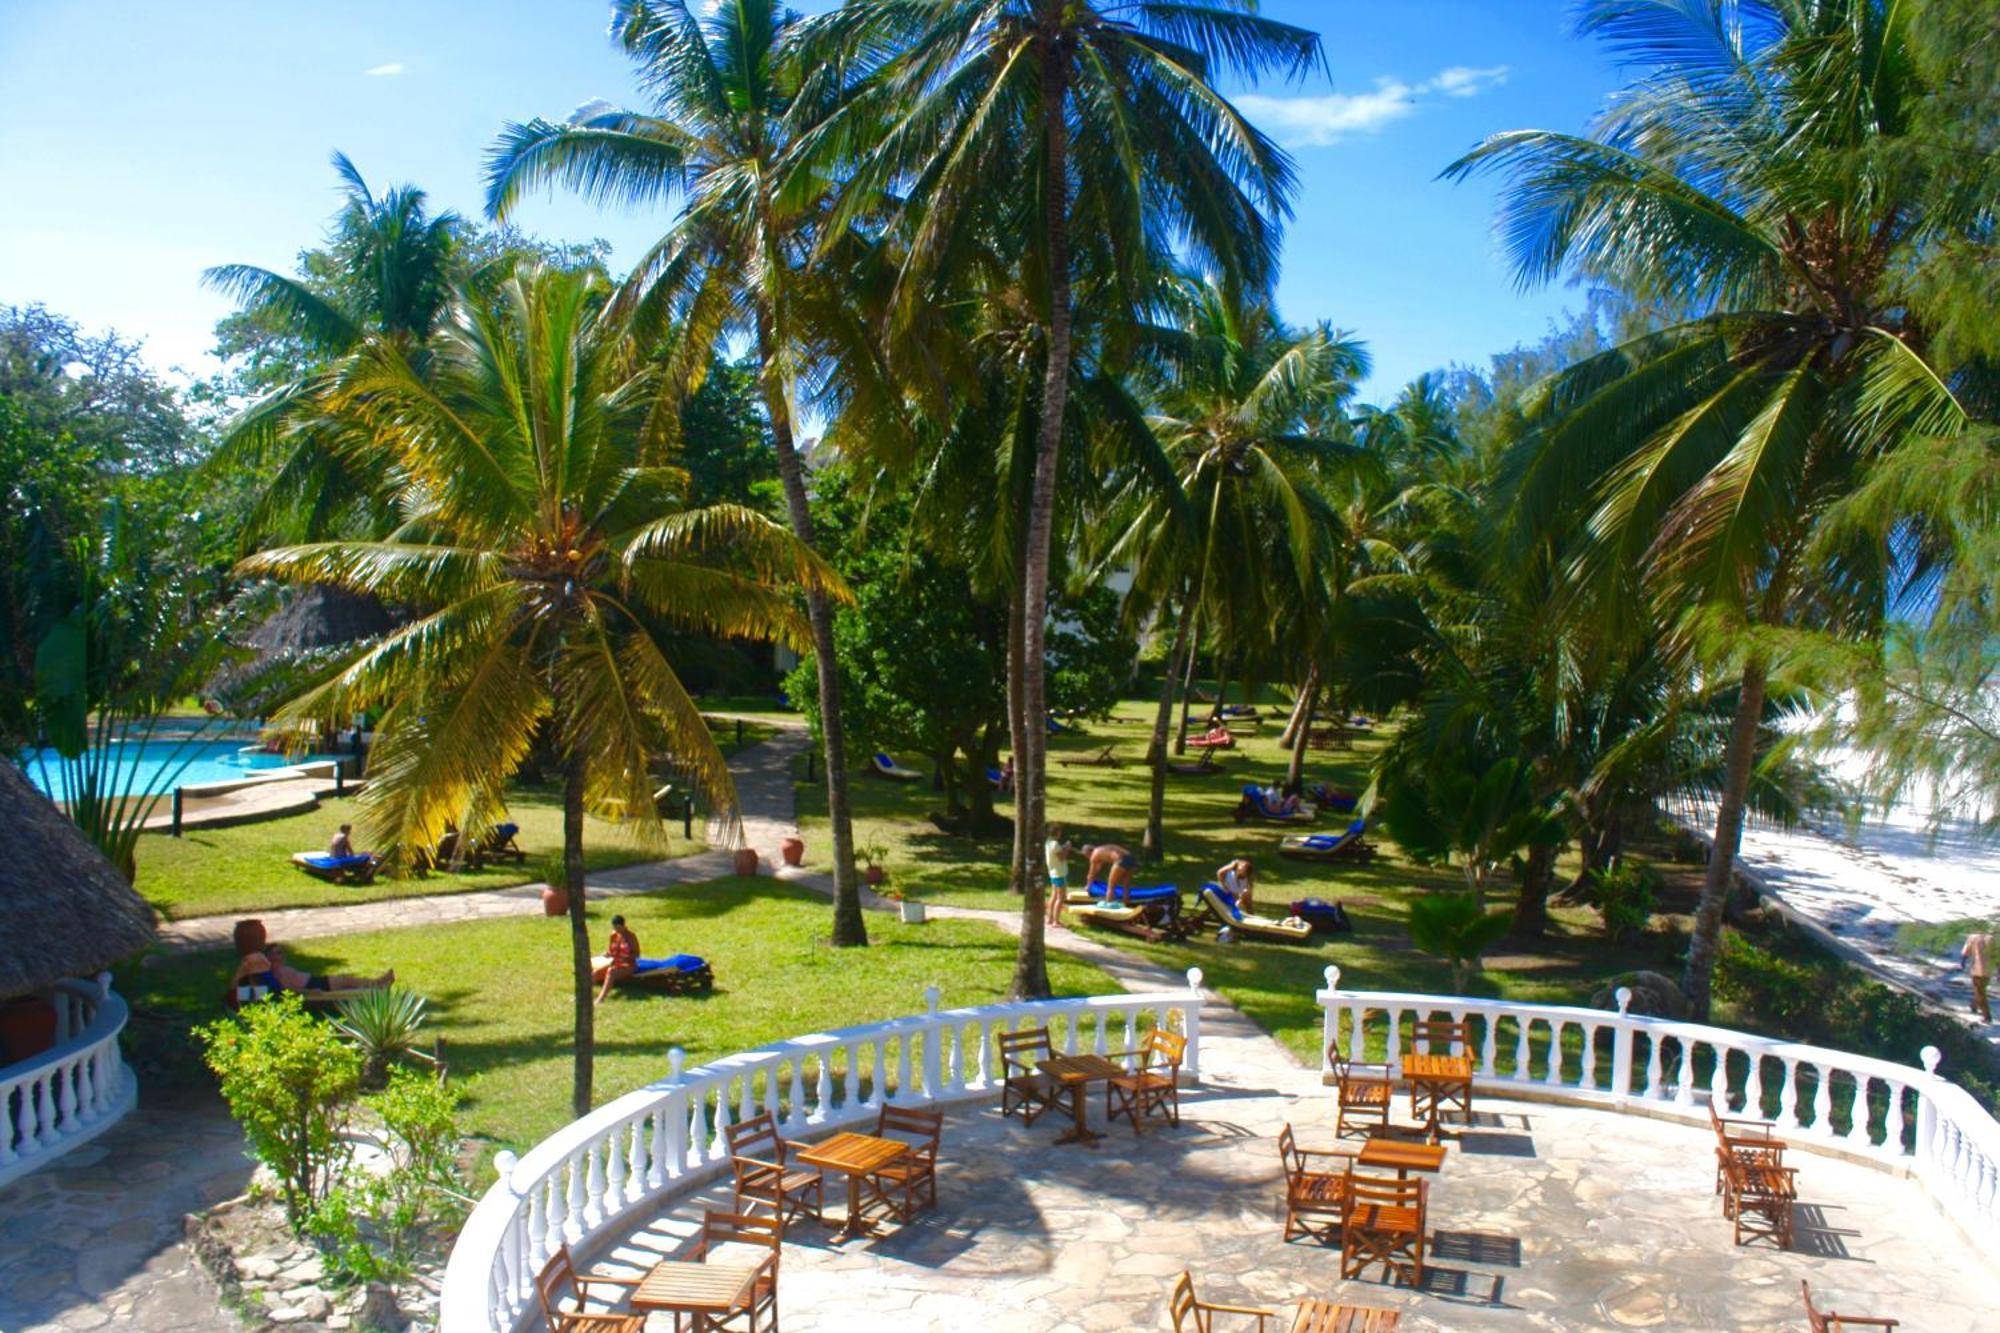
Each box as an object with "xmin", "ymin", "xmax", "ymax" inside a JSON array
[
  {"xmin": 1448, "ymin": 0, "xmax": 1970, "ymax": 1016},
  {"xmin": 239, "ymin": 264, "xmax": 844, "ymax": 1114},
  {"xmin": 205, "ymin": 153, "xmax": 460, "ymax": 541},
  {"xmin": 484, "ymin": 0, "xmax": 884, "ymax": 947},
  {"xmin": 1099, "ymin": 278, "xmax": 1365, "ymax": 858},
  {"xmin": 801, "ymin": 0, "xmax": 1319, "ymax": 996}
]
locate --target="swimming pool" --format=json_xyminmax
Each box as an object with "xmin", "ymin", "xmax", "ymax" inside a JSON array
[{"xmin": 19, "ymin": 738, "xmax": 337, "ymax": 799}]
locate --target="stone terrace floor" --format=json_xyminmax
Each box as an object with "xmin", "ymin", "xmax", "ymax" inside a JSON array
[{"xmin": 587, "ymin": 1083, "xmax": 1995, "ymax": 1332}]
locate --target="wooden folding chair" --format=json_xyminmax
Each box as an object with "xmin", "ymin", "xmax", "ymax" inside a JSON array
[
  {"xmin": 1801, "ymin": 1280, "xmax": 1898, "ymax": 1330},
  {"xmin": 1278, "ymin": 1123, "xmax": 1356, "ymax": 1244},
  {"xmin": 1340, "ymin": 1170, "xmax": 1427, "ymax": 1286},
  {"xmin": 532, "ymin": 1243, "xmax": 644, "ymax": 1333},
  {"xmin": 1326, "ymin": 1038, "xmax": 1394, "ymax": 1139},
  {"xmin": 1167, "ymin": 1270, "xmax": 1280, "ymax": 1331},
  {"xmin": 1708, "ymin": 1099, "xmax": 1785, "ymax": 1196},
  {"xmin": 870, "ymin": 1103, "xmax": 943, "ymax": 1222},
  {"xmin": 1107, "ymin": 1029, "xmax": 1185, "ymax": 1134},
  {"xmin": 692, "ymin": 1211, "xmax": 781, "ymax": 1332},
  {"xmin": 999, "ymin": 1027, "xmax": 1074, "ymax": 1127},
  {"xmin": 724, "ymin": 1110, "xmax": 824, "ymax": 1233},
  {"xmin": 1718, "ymin": 1150, "xmax": 1795, "ymax": 1249}
]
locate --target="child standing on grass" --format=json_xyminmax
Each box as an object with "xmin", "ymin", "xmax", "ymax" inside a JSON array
[{"xmin": 1045, "ymin": 826, "xmax": 1074, "ymax": 927}]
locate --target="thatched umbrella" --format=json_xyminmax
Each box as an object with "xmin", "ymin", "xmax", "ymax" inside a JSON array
[{"xmin": 0, "ymin": 761, "xmax": 157, "ymax": 999}]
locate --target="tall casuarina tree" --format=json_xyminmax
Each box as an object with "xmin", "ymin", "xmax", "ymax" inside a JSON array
[
  {"xmin": 1451, "ymin": 0, "xmax": 1969, "ymax": 1016},
  {"xmin": 807, "ymin": 0, "xmax": 1320, "ymax": 996},
  {"xmin": 485, "ymin": 1, "xmax": 877, "ymax": 946}
]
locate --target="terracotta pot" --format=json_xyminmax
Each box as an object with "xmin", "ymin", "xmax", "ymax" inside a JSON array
[
  {"xmin": 0, "ymin": 996, "xmax": 58, "ymax": 1062},
  {"xmin": 863, "ymin": 864, "xmax": 888, "ymax": 887},
  {"xmin": 733, "ymin": 848, "xmax": 760, "ymax": 877},
  {"xmin": 540, "ymin": 885, "xmax": 569, "ymax": 917},
  {"xmin": 780, "ymin": 836, "xmax": 805, "ymax": 867}
]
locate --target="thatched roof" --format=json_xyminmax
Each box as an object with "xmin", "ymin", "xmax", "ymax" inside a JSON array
[{"xmin": 0, "ymin": 761, "xmax": 157, "ymax": 997}]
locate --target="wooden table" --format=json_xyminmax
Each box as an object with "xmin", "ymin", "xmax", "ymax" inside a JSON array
[
  {"xmin": 1038, "ymin": 1053, "xmax": 1125, "ymax": 1147},
  {"xmin": 1400, "ymin": 1052, "xmax": 1474, "ymax": 1142},
  {"xmin": 794, "ymin": 1132, "xmax": 909, "ymax": 1240},
  {"xmin": 630, "ymin": 1259, "xmax": 762, "ymax": 1326},
  {"xmin": 1357, "ymin": 1137, "xmax": 1447, "ymax": 1177},
  {"xmin": 1290, "ymin": 1299, "xmax": 1402, "ymax": 1331}
]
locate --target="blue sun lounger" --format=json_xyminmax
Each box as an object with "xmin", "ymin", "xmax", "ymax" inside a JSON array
[
  {"xmin": 620, "ymin": 954, "xmax": 715, "ymax": 995},
  {"xmin": 289, "ymin": 851, "xmax": 380, "ymax": 885},
  {"xmin": 1279, "ymin": 819, "xmax": 1375, "ymax": 862},
  {"xmin": 870, "ymin": 753, "xmax": 923, "ymax": 781}
]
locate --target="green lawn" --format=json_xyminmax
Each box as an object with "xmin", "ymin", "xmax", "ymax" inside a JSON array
[
  {"xmin": 133, "ymin": 716, "xmax": 779, "ymax": 921},
  {"xmin": 121, "ymin": 877, "xmax": 1118, "ymax": 1154}
]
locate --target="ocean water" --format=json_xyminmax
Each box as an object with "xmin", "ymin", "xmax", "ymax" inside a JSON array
[{"xmin": 19, "ymin": 738, "xmax": 333, "ymax": 799}]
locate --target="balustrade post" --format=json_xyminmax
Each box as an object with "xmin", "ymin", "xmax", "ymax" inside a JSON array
[
  {"xmin": 1184, "ymin": 968, "xmax": 1204, "ymax": 1080},
  {"xmin": 1610, "ymin": 990, "xmax": 1634, "ymax": 1102},
  {"xmin": 1916, "ymin": 1046, "xmax": 1942, "ymax": 1168},
  {"xmin": 922, "ymin": 987, "xmax": 943, "ymax": 1100}
]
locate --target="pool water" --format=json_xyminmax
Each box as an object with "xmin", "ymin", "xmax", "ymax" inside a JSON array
[{"xmin": 19, "ymin": 738, "xmax": 336, "ymax": 799}]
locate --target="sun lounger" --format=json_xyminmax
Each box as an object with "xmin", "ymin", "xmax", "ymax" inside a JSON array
[
  {"xmin": 1056, "ymin": 744, "xmax": 1119, "ymax": 768},
  {"xmin": 1186, "ymin": 731, "xmax": 1235, "ymax": 750},
  {"xmin": 986, "ymin": 766, "xmax": 1005, "ymax": 787},
  {"xmin": 289, "ymin": 851, "xmax": 380, "ymax": 885},
  {"xmin": 1309, "ymin": 783, "xmax": 1359, "ymax": 814},
  {"xmin": 1065, "ymin": 880, "xmax": 1181, "ymax": 907},
  {"xmin": 620, "ymin": 954, "xmax": 714, "ymax": 995},
  {"xmin": 479, "ymin": 821, "xmax": 527, "ymax": 863},
  {"xmin": 1279, "ymin": 819, "xmax": 1374, "ymax": 861},
  {"xmin": 1166, "ymin": 750, "xmax": 1226, "ymax": 777},
  {"xmin": 1067, "ymin": 882, "xmax": 1193, "ymax": 941},
  {"xmin": 869, "ymin": 752, "xmax": 923, "ymax": 781},
  {"xmin": 1217, "ymin": 704, "xmax": 1260, "ymax": 719},
  {"xmin": 1234, "ymin": 786, "xmax": 1316, "ymax": 824},
  {"xmin": 1194, "ymin": 882, "xmax": 1314, "ymax": 942}
]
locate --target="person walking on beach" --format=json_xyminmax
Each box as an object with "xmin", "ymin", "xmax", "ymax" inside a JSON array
[{"xmin": 1962, "ymin": 928, "xmax": 1993, "ymax": 1023}]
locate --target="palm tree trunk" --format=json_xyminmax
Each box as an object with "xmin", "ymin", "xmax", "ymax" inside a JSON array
[
  {"xmin": 1142, "ymin": 580, "xmax": 1196, "ymax": 862},
  {"xmin": 1512, "ymin": 841, "xmax": 1557, "ymax": 940},
  {"xmin": 1283, "ymin": 679, "xmax": 1316, "ymax": 796},
  {"xmin": 1279, "ymin": 668, "xmax": 1316, "ymax": 750},
  {"xmin": 1009, "ymin": 47, "xmax": 1074, "ymax": 1002},
  {"xmin": 562, "ymin": 747, "xmax": 593, "ymax": 1118},
  {"xmin": 1683, "ymin": 658, "xmax": 1768, "ymax": 1019},
  {"xmin": 1173, "ymin": 637, "xmax": 1203, "ymax": 754},
  {"xmin": 756, "ymin": 317, "xmax": 866, "ymax": 948},
  {"xmin": 1005, "ymin": 580, "xmax": 1028, "ymax": 896}
]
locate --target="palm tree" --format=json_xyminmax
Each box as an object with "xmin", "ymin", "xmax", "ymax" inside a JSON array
[
  {"xmin": 813, "ymin": 1, "xmax": 1320, "ymax": 993},
  {"xmin": 1101, "ymin": 278, "xmax": 1364, "ymax": 858},
  {"xmin": 484, "ymin": 0, "xmax": 875, "ymax": 947},
  {"xmin": 205, "ymin": 153, "xmax": 460, "ymax": 540},
  {"xmin": 1450, "ymin": 0, "xmax": 1970, "ymax": 1017},
  {"xmin": 239, "ymin": 264, "xmax": 843, "ymax": 1114}
]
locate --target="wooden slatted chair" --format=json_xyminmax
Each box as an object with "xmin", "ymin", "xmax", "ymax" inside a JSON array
[
  {"xmin": 999, "ymin": 1027, "xmax": 1074, "ymax": 1127},
  {"xmin": 1404, "ymin": 1018, "xmax": 1474, "ymax": 1127},
  {"xmin": 1801, "ymin": 1280, "xmax": 1898, "ymax": 1330},
  {"xmin": 1278, "ymin": 1123, "xmax": 1356, "ymax": 1243},
  {"xmin": 1325, "ymin": 1038, "xmax": 1394, "ymax": 1139},
  {"xmin": 1106, "ymin": 1029, "xmax": 1185, "ymax": 1134},
  {"xmin": 1717, "ymin": 1150, "xmax": 1796, "ymax": 1249},
  {"xmin": 724, "ymin": 1110, "xmax": 824, "ymax": 1233},
  {"xmin": 1707, "ymin": 1099, "xmax": 1785, "ymax": 1197},
  {"xmin": 532, "ymin": 1243, "xmax": 645, "ymax": 1333},
  {"xmin": 870, "ymin": 1104, "xmax": 944, "ymax": 1222},
  {"xmin": 1168, "ymin": 1270, "xmax": 1280, "ymax": 1331},
  {"xmin": 1340, "ymin": 1170, "xmax": 1427, "ymax": 1286},
  {"xmin": 692, "ymin": 1211, "xmax": 781, "ymax": 1332}
]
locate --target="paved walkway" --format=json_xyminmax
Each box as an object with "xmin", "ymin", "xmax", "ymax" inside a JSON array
[{"xmin": 0, "ymin": 1090, "xmax": 251, "ymax": 1333}]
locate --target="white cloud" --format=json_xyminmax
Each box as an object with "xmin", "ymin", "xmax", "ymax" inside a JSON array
[
  {"xmin": 1236, "ymin": 64, "xmax": 1510, "ymax": 148},
  {"xmin": 363, "ymin": 63, "xmax": 405, "ymax": 77}
]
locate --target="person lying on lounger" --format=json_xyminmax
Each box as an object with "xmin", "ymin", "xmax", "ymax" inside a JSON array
[{"xmin": 234, "ymin": 943, "xmax": 392, "ymax": 997}]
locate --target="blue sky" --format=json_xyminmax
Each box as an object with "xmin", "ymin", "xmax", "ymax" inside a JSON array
[{"xmin": 0, "ymin": 0, "xmax": 1623, "ymax": 399}]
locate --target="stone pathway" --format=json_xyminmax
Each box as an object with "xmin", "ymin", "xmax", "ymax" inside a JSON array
[{"xmin": 0, "ymin": 1090, "xmax": 252, "ymax": 1333}]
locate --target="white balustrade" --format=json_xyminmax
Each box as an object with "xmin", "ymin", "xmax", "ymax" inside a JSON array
[
  {"xmin": 440, "ymin": 975, "xmax": 1207, "ymax": 1333},
  {"xmin": 1314, "ymin": 966, "xmax": 2000, "ymax": 1251},
  {"xmin": 0, "ymin": 973, "xmax": 137, "ymax": 1189}
]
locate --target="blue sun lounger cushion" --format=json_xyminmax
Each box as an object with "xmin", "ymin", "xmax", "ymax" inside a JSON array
[
  {"xmin": 1301, "ymin": 821, "xmax": 1365, "ymax": 850},
  {"xmin": 1086, "ymin": 881, "xmax": 1177, "ymax": 905},
  {"xmin": 1204, "ymin": 883, "xmax": 1246, "ymax": 921},
  {"xmin": 300, "ymin": 852, "xmax": 373, "ymax": 871},
  {"xmin": 633, "ymin": 954, "xmax": 706, "ymax": 975}
]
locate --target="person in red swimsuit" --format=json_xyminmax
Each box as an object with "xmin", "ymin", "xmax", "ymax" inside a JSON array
[{"xmin": 593, "ymin": 916, "xmax": 640, "ymax": 1002}]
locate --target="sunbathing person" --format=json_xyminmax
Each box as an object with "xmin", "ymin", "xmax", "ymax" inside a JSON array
[
  {"xmin": 1198, "ymin": 722, "xmax": 1233, "ymax": 747},
  {"xmin": 328, "ymin": 823, "xmax": 358, "ymax": 858},
  {"xmin": 1260, "ymin": 784, "xmax": 1301, "ymax": 816},
  {"xmin": 1216, "ymin": 857, "xmax": 1258, "ymax": 912},
  {"xmin": 234, "ymin": 942, "xmax": 391, "ymax": 996},
  {"xmin": 593, "ymin": 915, "xmax": 641, "ymax": 1002}
]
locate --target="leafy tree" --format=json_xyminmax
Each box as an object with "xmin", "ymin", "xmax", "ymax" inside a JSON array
[
  {"xmin": 1407, "ymin": 892, "xmax": 1515, "ymax": 993},
  {"xmin": 1451, "ymin": 0, "xmax": 1977, "ymax": 1016},
  {"xmin": 486, "ymin": 0, "xmax": 880, "ymax": 948},
  {"xmin": 809, "ymin": 0, "xmax": 1321, "ymax": 996},
  {"xmin": 240, "ymin": 264, "xmax": 843, "ymax": 1114}
]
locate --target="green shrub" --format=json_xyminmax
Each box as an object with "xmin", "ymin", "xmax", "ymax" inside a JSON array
[
  {"xmin": 1407, "ymin": 892, "xmax": 1514, "ymax": 991},
  {"xmin": 1589, "ymin": 864, "xmax": 1658, "ymax": 941},
  {"xmin": 198, "ymin": 994, "xmax": 360, "ymax": 1224},
  {"xmin": 332, "ymin": 986, "xmax": 431, "ymax": 1089},
  {"xmin": 1713, "ymin": 931, "xmax": 1820, "ymax": 1030},
  {"xmin": 308, "ymin": 1071, "xmax": 469, "ymax": 1285}
]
